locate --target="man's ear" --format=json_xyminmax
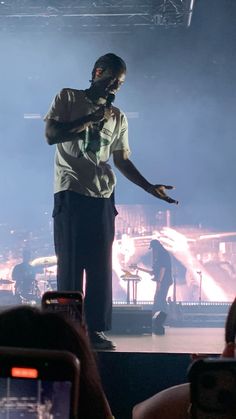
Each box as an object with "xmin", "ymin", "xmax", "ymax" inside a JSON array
[{"xmin": 94, "ymin": 67, "xmax": 104, "ymax": 79}]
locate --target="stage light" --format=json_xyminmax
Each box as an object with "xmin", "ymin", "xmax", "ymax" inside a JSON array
[{"xmin": 0, "ymin": 0, "xmax": 196, "ymax": 32}]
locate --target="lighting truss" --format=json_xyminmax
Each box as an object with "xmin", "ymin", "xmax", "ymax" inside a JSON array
[{"xmin": 0, "ymin": 0, "xmax": 196, "ymax": 32}]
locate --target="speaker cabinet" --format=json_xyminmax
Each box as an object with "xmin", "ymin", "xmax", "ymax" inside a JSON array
[{"xmin": 111, "ymin": 306, "xmax": 152, "ymax": 334}]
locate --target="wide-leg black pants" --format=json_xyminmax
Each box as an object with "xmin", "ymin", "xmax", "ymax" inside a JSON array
[
  {"xmin": 53, "ymin": 190, "xmax": 116, "ymax": 332},
  {"xmin": 153, "ymin": 281, "xmax": 171, "ymax": 313}
]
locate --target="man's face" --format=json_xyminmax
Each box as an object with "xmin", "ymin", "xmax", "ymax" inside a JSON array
[{"xmin": 93, "ymin": 67, "xmax": 126, "ymax": 98}]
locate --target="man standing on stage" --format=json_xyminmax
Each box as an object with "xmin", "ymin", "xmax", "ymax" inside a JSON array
[
  {"xmin": 149, "ymin": 239, "xmax": 173, "ymax": 313},
  {"xmin": 44, "ymin": 53, "xmax": 178, "ymax": 349}
]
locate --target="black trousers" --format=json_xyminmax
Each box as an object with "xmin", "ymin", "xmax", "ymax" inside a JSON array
[
  {"xmin": 53, "ymin": 190, "xmax": 116, "ymax": 332},
  {"xmin": 153, "ymin": 281, "xmax": 171, "ymax": 313}
]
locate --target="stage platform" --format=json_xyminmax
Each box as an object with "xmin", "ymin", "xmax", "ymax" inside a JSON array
[
  {"xmin": 107, "ymin": 325, "xmax": 224, "ymax": 354},
  {"xmin": 97, "ymin": 326, "xmax": 224, "ymax": 419}
]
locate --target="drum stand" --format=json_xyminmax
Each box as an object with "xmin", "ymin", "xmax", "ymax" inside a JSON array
[
  {"xmin": 120, "ymin": 274, "xmax": 141, "ymax": 304},
  {"xmin": 172, "ymin": 272, "xmax": 177, "ymax": 303},
  {"xmin": 197, "ymin": 270, "xmax": 203, "ymax": 304}
]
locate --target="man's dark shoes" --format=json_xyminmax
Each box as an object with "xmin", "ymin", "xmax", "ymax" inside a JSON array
[{"xmin": 89, "ymin": 331, "xmax": 116, "ymax": 350}]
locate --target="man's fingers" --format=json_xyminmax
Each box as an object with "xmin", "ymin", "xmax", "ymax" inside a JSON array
[
  {"xmin": 154, "ymin": 184, "xmax": 175, "ymax": 191},
  {"xmin": 165, "ymin": 196, "xmax": 179, "ymax": 205},
  {"xmin": 149, "ymin": 185, "xmax": 178, "ymax": 204},
  {"xmin": 157, "ymin": 185, "xmax": 178, "ymax": 204},
  {"xmin": 165, "ymin": 197, "xmax": 175, "ymax": 203}
]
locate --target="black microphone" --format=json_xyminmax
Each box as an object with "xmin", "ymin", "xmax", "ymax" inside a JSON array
[
  {"xmin": 99, "ymin": 93, "xmax": 115, "ymax": 130},
  {"xmin": 106, "ymin": 93, "xmax": 115, "ymax": 108}
]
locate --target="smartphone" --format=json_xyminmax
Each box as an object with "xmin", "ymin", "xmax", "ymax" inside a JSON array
[
  {"xmin": 188, "ymin": 358, "xmax": 236, "ymax": 419},
  {"xmin": 41, "ymin": 291, "xmax": 84, "ymax": 325},
  {"xmin": 0, "ymin": 346, "xmax": 80, "ymax": 418}
]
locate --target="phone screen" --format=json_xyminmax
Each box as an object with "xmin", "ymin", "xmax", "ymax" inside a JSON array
[
  {"xmin": 0, "ymin": 348, "xmax": 80, "ymax": 419},
  {"xmin": 189, "ymin": 358, "xmax": 236, "ymax": 419},
  {"xmin": 42, "ymin": 291, "xmax": 84, "ymax": 324},
  {"xmin": 0, "ymin": 377, "xmax": 71, "ymax": 418}
]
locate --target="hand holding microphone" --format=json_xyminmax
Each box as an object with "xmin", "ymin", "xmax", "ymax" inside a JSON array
[
  {"xmin": 90, "ymin": 93, "xmax": 115, "ymax": 129},
  {"xmin": 99, "ymin": 93, "xmax": 115, "ymax": 129},
  {"xmin": 106, "ymin": 93, "xmax": 116, "ymax": 108}
]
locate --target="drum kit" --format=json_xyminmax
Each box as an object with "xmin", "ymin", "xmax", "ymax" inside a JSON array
[
  {"xmin": 31, "ymin": 256, "xmax": 57, "ymax": 301},
  {"xmin": 0, "ymin": 278, "xmax": 17, "ymax": 305},
  {"xmin": 0, "ymin": 256, "xmax": 57, "ymax": 306}
]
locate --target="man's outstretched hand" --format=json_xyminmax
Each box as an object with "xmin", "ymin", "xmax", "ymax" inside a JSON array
[{"xmin": 147, "ymin": 184, "xmax": 178, "ymax": 204}]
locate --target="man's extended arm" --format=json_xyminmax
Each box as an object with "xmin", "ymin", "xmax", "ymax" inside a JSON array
[{"xmin": 113, "ymin": 150, "xmax": 178, "ymax": 204}]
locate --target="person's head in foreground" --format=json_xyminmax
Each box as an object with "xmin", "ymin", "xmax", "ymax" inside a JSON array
[{"xmin": 0, "ymin": 305, "xmax": 113, "ymax": 419}]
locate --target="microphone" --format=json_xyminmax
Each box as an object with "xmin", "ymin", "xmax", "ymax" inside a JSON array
[
  {"xmin": 99, "ymin": 93, "xmax": 115, "ymax": 130},
  {"xmin": 106, "ymin": 93, "xmax": 115, "ymax": 108}
]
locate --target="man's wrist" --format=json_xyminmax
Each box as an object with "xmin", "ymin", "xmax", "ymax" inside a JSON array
[
  {"xmin": 83, "ymin": 114, "xmax": 93, "ymax": 124},
  {"xmin": 145, "ymin": 184, "xmax": 153, "ymax": 193}
]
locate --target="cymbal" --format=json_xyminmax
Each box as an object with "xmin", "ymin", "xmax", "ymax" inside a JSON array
[
  {"xmin": 120, "ymin": 274, "xmax": 141, "ymax": 281},
  {"xmin": 121, "ymin": 269, "xmax": 133, "ymax": 276},
  {"xmin": 0, "ymin": 278, "xmax": 15, "ymax": 284},
  {"xmin": 31, "ymin": 256, "xmax": 57, "ymax": 267},
  {"xmin": 36, "ymin": 279, "xmax": 48, "ymax": 283}
]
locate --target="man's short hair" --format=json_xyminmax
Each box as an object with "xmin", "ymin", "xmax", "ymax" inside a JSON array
[{"xmin": 91, "ymin": 53, "xmax": 126, "ymax": 81}]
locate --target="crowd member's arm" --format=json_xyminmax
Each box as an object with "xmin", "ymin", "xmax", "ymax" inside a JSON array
[
  {"xmin": 132, "ymin": 383, "xmax": 190, "ymax": 419},
  {"xmin": 113, "ymin": 150, "xmax": 178, "ymax": 204}
]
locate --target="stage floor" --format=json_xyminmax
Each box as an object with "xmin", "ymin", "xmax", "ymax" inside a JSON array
[{"xmin": 107, "ymin": 326, "xmax": 224, "ymax": 354}]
